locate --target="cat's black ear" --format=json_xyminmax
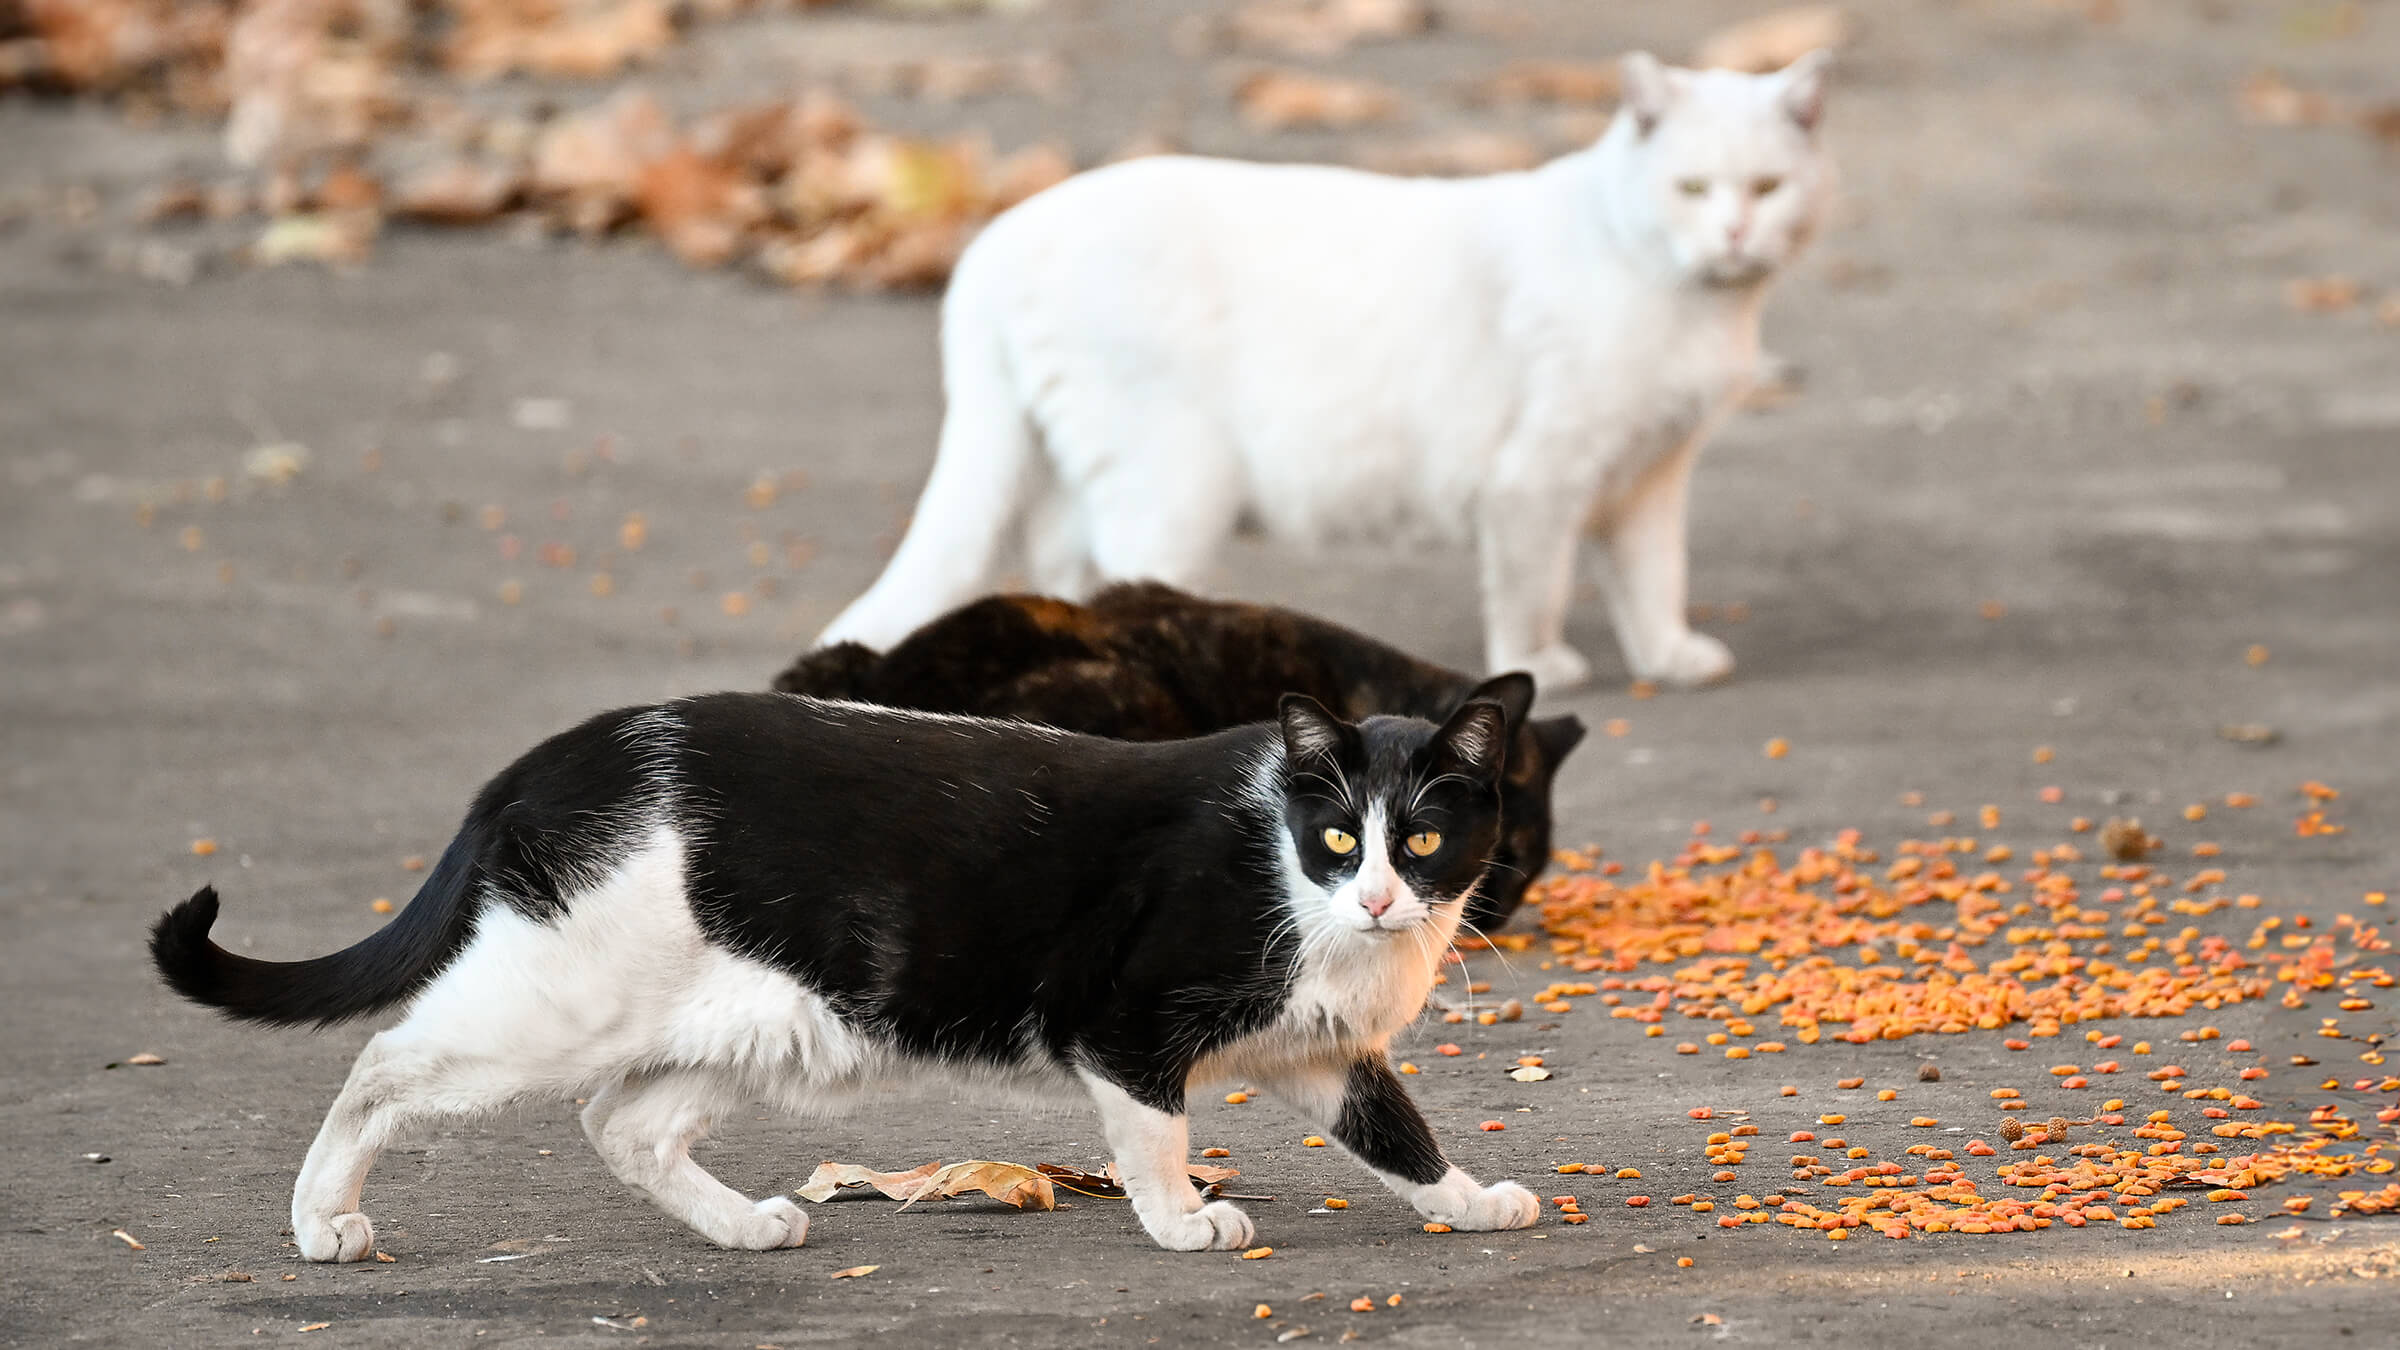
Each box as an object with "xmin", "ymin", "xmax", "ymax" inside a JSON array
[
  {"xmin": 1279, "ymin": 693, "xmax": 1357, "ymax": 764},
  {"xmin": 1621, "ymin": 51, "xmax": 1675, "ymax": 136},
  {"xmin": 1463, "ymin": 673, "xmax": 1536, "ymax": 731},
  {"xmin": 1779, "ymin": 48, "xmax": 1832, "ymax": 133},
  {"xmin": 1432, "ymin": 699, "xmax": 1510, "ymax": 783},
  {"xmin": 1532, "ymin": 715, "xmax": 1587, "ymax": 767}
]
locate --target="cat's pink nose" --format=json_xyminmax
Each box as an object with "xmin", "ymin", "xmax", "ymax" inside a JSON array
[{"xmin": 1361, "ymin": 891, "xmax": 1395, "ymax": 918}]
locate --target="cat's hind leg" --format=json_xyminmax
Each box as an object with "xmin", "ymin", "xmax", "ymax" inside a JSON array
[
  {"xmin": 1080, "ymin": 1072, "xmax": 1253, "ymax": 1251},
  {"xmin": 581, "ymin": 1070, "xmax": 807, "ymax": 1252},
  {"xmin": 1046, "ymin": 398, "xmax": 1242, "ymax": 590},
  {"xmin": 1259, "ymin": 1057, "xmax": 1537, "ymax": 1232},
  {"xmin": 290, "ymin": 1027, "xmax": 536, "ymax": 1261}
]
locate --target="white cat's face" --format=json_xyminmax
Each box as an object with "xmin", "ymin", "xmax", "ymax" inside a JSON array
[{"xmin": 1622, "ymin": 51, "xmax": 1833, "ymax": 288}]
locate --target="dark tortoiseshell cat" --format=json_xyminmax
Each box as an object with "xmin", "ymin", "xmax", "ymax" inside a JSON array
[{"xmin": 776, "ymin": 582, "xmax": 1584, "ymax": 928}]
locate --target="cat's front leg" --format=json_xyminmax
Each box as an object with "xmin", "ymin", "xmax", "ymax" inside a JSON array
[
  {"xmin": 1593, "ymin": 440, "xmax": 1733, "ymax": 688},
  {"xmin": 1081, "ymin": 1072, "xmax": 1255, "ymax": 1252},
  {"xmin": 1475, "ymin": 500, "xmax": 1592, "ymax": 693},
  {"xmin": 1266, "ymin": 1058, "xmax": 1539, "ymax": 1232}
]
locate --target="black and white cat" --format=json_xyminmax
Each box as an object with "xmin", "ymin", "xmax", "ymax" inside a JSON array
[{"xmin": 151, "ymin": 688, "xmax": 1542, "ymax": 1260}]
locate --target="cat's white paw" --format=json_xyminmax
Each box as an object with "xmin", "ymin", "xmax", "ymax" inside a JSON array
[
  {"xmin": 725, "ymin": 1196, "xmax": 809, "ymax": 1251},
  {"xmin": 295, "ymin": 1210, "xmax": 378, "ymax": 1263},
  {"xmin": 1505, "ymin": 645, "xmax": 1593, "ymax": 695},
  {"xmin": 1146, "ymin": 1200, "xmax": 1255, "ymax": 1252},
  {"xmin": 1449, "ymin": 1179, "xmax": 1541, "ymax": 1232},
  {"xmin": 1635, "ymin": 631, "xmax": 1733, "ymax": 689}
]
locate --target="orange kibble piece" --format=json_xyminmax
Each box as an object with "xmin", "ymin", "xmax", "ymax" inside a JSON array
[
  {"xmin": 1838, "ymin": 1077, "xmax": 1865, "ymax": 1090},
  {"xmin": 1688, "ymin": 1108, "xmax": 1713, "ymax": 1120},
  {"xmin": 1304, "ymin": 1135, "xmax": 1327, "ymax": 1147},
  {"xmin": 1624, "ymin": 1196, "xmax": 1650, "ymax": 1208},
  {"xmin": 1241, "ymin": 1247, "xmax": 1273, "ymax": 1259},
  {"xmin": 1562, "ymin": 1212, "xmax": 1589, "ymax": 1224},
  {"xmin": 1478, "ymin": 1122, "xmax": 1505, "ymax": 1133},
  {"xmin": 1909, "ymin": 1117, "xmax": 1939, "ymax": 1128},
  {"xmin": 1423, "ymin": 1223, "xmax": 1452, "ymax": 1233},
  {"xmin": 1436, "ymin": 1044, "xmax": 1462, "ymax": 1057},
  {"xmin": 1616, "ymin": 1168, "xmax": 1642, "ymax": 1179},
  {"xmin": 368, "ymin": 897, "xmax": 394, "ymax": 915},
  {"xmin": 1202, "ymin": 1147, "xmax": 1232, "ymax": 1158},
  {"xmin": 1765, "ymin": 738, "xmax": 1790, "ymax": 759},
  {"xmin": 1819, "ymin": 1115, "xmax": 1846, "ymax": 1126},
  {"xmin": 1877, "ymin": 1089, "xmax": 1898, "ymax": 1102},
  {"xmin": 1225, "ymin": 1092, "xmax": 1249, "ymax": 1104},
  {"xmin": 1351, "ymin": 1297, "xmax": 1374, "ymax": 1313},
  {"xmin": 1678, "ymin": 1256, "xmax": 1695, "ymax": 1266},
  {"xmin": 190, "ymin": 838, "xmax": 218, "ymax": 857}
]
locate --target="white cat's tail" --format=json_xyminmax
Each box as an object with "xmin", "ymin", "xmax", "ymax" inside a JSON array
[{"xmin": 817, "ymin": 279, "xmax": 1039, "ymax": 651}]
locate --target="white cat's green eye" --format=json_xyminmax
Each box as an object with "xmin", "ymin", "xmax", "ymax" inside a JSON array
[
  {"xmin": 1322, "ymin": 827, "xmax": 1358, "ymax": 855},
  {"xmin": 1677, "ymin": 178, "xmax": 1710, "ymax": 197},
  {"xmin": 1405, "ymin": 830, "xmax": 1442, "ymax": 857},
  {"xmin": 1752, "ymin": 176, "xmax": 1784, "ymax": 197}
]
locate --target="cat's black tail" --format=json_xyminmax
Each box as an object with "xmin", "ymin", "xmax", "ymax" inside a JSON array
[
  {"xmin": 150, "ymin": 827, "xmax": 485, "ymax": 1027},
  {"xmin": 773, "ymin": 641, "xmax": 883, "ymax": 700}
]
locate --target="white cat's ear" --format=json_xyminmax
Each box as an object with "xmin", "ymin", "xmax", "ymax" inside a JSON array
[
  {"xmin": 1620, "ymin": 51, "xmax": 1676, "ymax": 137},
  {"xmin": 1777, "ymin": 48, "xmax": 1833, "ymax": 133},
  {"xmin": 1279, "ymin": 693, "xmax": 1354, "ymax": 764},
  {"xmin": 1432, "ymin": 699, "xmax": 1510, "ymax": 782}
]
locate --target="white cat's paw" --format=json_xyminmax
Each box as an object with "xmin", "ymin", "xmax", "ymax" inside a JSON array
[
  {"xmin": 1503, "ymin": 645, "xmax": 1593, "ymax": 695},
  {"xmin": 295, "ymin": 1210, "xmax": 377, "ymax": 1263},
  {"xmin": 1449, "ymin": 1180, "xmax": 1541, "ymax": 1232},
  {"xmin": 726, "ymin": 1196, "xmax": 809, "ymax": 1251},
  {"xmin": 1146, "ymin": 1200, "xmax": 1255, "ymax": 1252},
  {"xmin": 1636, "ymin": 631, "xmax": 1734, "ymax": 689}
]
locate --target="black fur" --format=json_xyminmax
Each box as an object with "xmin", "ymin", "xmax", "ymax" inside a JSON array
[
  {"xmin": 149, "ymin": 706, "xmax": 661, "ymax": 1026},
  {"xmin": 772, "ymin": 582, "xmax": 1585, "ymax": 929},
  {"xmin": 1332, "ymin": 1057, "xmax": 1450, "ymax": 1186},
  {"xmin": 154, "ymin": 693, "xmax": 1508, "ymax": 1130}
]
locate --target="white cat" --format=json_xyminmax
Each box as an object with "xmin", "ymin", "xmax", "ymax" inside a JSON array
[{"xmin": 819, "ymin": 50, "xmax": 1834, "ymax": 692}]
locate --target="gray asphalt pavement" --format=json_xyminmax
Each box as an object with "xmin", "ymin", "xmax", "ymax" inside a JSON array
[{"xmin": 4, "ymin": 1, "xmax": 2397, "ymax": 1345}]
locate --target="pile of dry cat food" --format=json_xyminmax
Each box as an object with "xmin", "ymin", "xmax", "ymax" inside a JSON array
[
  {"xmin": 1499, "ymin": 785, "xmax": 2396, "ymax": 1241},
  {"xmin": 2, "ymin": 0, "xmax": 1070, "ymax": 285}
]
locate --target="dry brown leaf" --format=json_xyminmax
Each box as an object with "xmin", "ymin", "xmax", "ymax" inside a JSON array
[
  {"xmin": 635, "ymin": 147, "xmax": 767, "ymax": 266},
  {"xmin": 829, "ymin": 1264, "xmax": 879, "ymax": 1279},
  {"xmin": 252, "ymin": 210, "xmax": 379, "ymax": 265},
  {"xmin": 1236, "ymin": 68, "xmax": 1405, "ymax": 132},
  {"xmin": 1224, "ymin": 0, "xmax": 1429, "ymax": 58},
  {"xmin": 896, "ymin": 1160, "xmax": 1057, "ymax": 1211},
  {"xmin": 445, "ymin": 0, "xmax": 676, "ymax": 81},
  {"xmin": 2286, "ymin": 275, "xmax": 2362, "ymax": 313},
  {"xmin": 1693, "ymin": 5, "xmax": 1847, "ymax": 73},
  {"xmin": 1351, "ymin": 131, "xmax": 1540, "ymax": 177},
  {"xmin": 530, "ymin": 86, "xmax": 674, "ymax": 220},
  {"xmin": 1467, "ymin": 60, "xmax": 1619, "ymax": 108},
  {"xmin": 388, "ymin": 158, "xmax": 524, "ymax": 224},
  {"xmin": 2237, "ymin": 70, "xmax": 2343, "ymax": 128},
  {"xmin": 795, "ymin": 1160, "xmax": 942, "ymax": 1203}
]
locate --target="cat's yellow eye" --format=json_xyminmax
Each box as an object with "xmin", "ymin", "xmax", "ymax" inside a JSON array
[
  {"xmin": 1677, "ymin": 178, "xmax": 1710, "ymax": 197},
  {"xmin": 1322, "ymin": 827, "xmax": 1358, "ymax": 855},
  {"xmin": 1752, "ymin": 175, "xmax": 1784, "ymax": 197},
  {"xmin": 1406, "ymin": 830, "xmax": 1443, "ymax": 857}
]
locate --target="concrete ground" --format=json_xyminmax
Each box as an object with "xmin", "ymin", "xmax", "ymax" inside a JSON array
[{"xmin": 3, "ymin": 1, "xmax": 2397, "ymax": 1345}]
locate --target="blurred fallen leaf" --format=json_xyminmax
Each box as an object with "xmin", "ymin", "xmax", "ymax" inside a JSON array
[
  {"xmin": 243, "ymin": 442, "xmax": 311, "ymax": 484},
  {"xmin": 2217, "ymin": 723, "xmax": 2280, "ymax": 746},
  {"xmin": 446, "ymin": 0, "xmax": 677, "ymax": 81},
  {"xmin": 252, "ymin": 210, "xmax": 378, "ymax": 265},
  {"xmin": 2286, "ymin": 275, "xmax": 2362, "ymax": 313},
  {"xmin": 1236, "ymin": 68, "xmax": 1405, "ymax": 131},
  {"xmin": 1694, "ymin": 5, "xmax": 1848, "ymax": 73},
  {"xmin": 2098, "ymin": 817, "xmax": 2156, "ymax": 862},
  {"xmin": 1222, "ymin": 0, "xmax": 1429, "ymax": 58},
  {"xmin": 126, "ymin": 1051, "xmax": 167, "ymax": 1066},
  {"xmin": 389, "ymin": 158, "xmax": 525, "ymax": 224},
  {"xmin": 1509, "ymin": 1065, "xmax": 1552, "ymax": 1082},
  {"xmin": 795, "ymin": 1160, "xmax": 942, "ymax": 1203},
  {"xmin": 829, "ymin": 1264, "xmax": 879, "ymax": 1279},
  {"xmin": 2237, "ymin": 70, "xmax": 2343, "ymax": 127},
  {"xmin": 1467, "ymin": 60, "xmax": 1620, "ymax": 108},
  {"xmin": 112, "ymin": 1228, "xmax": 146, "ymax": 1250}
]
